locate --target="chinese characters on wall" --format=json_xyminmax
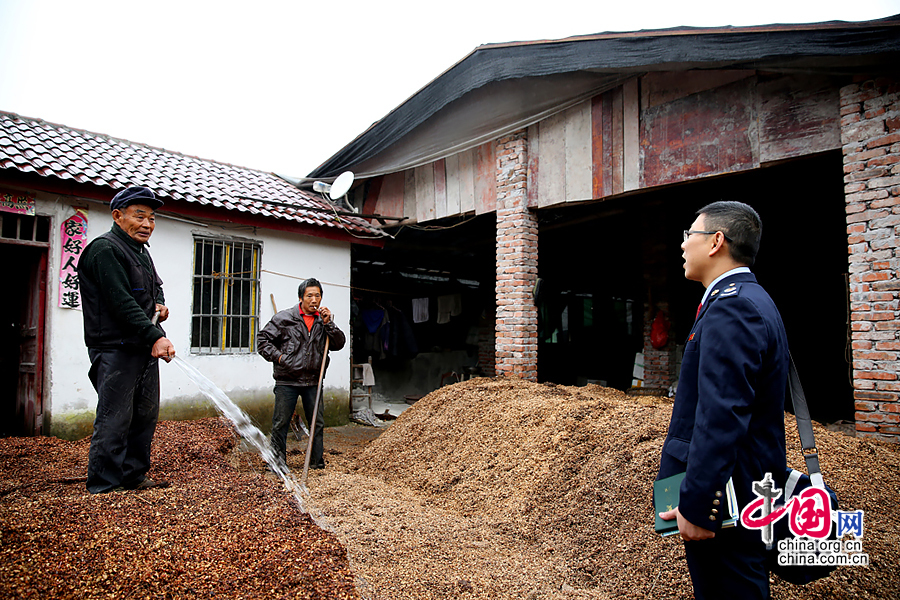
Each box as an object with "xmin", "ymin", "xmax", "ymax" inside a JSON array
[
  {"xmin": 59, "ymin": 209, "xmax": 88, "ymax": 310},
  {"xmin": 0, "ymin": 190, "xmax": 36, "ymax": 216}
]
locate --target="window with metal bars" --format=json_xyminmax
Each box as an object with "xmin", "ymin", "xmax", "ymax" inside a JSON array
[
  {"xmin": 191, "ymin": 237, "xmax": 261, "ymax": 354},
  {"xmin": 0, "ymin": 213, "xmax": 51, "ymax": 243}
]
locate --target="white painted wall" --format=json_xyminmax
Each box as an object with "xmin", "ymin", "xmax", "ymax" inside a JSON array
[{"xmin": 39, "ymin": 193, "xmax": 351, "ymax": 426}]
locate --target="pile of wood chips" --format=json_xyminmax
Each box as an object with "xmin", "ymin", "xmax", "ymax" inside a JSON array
[
  {"xmin": 1, "ymin": 377, "xmax": 898, "ymax": 600},
  {"xmin": 312, "ymin": 378, "xmax": 899, "ymax": 600}
]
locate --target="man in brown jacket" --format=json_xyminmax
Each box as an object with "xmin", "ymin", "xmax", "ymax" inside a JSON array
[{"xmin": 257, "ymin": 278, "xmax": 346, "ymax": 469}]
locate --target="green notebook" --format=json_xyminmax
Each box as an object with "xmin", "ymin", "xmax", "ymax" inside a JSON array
[
  {"xmin": 654, "ymin": 472, "xmax": 686, "ymax": 536},
  {"xmin": 654, "ymin": 472, "xmax": 738, "ymax": 536}
]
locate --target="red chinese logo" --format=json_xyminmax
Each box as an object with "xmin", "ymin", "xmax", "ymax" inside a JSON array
[
  {"xmin": 740, "ymin": 474, "xmax": 833, "ymax": 541},
  {"xmin": 788, "ymin": 487, "xmax": 831, "ymax": 538}
]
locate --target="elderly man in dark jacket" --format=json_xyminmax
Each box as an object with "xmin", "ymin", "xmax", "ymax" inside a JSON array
[
  {"xmin": 78, "ymin": 186, "xmax": 176, "ymax": 494},
  {"xmin": 257, "ymin": 278, "xmax": 345, "ymax": 470}
]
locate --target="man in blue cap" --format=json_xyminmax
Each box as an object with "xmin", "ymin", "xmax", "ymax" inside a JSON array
[{"xmin": 78, "ymin": 186, "xmax": 176, "ymax": 493}]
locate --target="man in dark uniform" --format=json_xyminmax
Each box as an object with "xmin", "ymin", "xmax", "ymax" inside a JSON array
[
  {"xmin": 78, "ymin": 186, "xmax": 176, "ymax": 494},
  {"xmin": 657, "ymin": 201, "xmax": 789, "ymax": 599},
  {"xmin": 257, "ymin": 278, "xmax": 345, "ymax": 470}
]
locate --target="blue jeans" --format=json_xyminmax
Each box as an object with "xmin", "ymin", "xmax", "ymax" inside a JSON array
[
  {"xmin": 271, "ymin": 384, "xmax": 324, "ymax": 467},
  {"xmin": 86, "ymin": 348, "xmax": 160, "ymax": 493}
]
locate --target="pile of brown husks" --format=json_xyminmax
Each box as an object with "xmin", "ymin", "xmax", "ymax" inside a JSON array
[
  {"xmin": 2, "ymin": 378, "xmax": 898, "ymax": 600},
  {"xmin": 0, "ymin": 418, "xmax": 357, "ymax": 600},
  {"xmin": 313, "ymin": 378, "xmax": 898, "ymax": 600}
]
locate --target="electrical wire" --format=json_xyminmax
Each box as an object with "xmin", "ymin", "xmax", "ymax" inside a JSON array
[{"xmin": 312, "ymin": 190, "xmax": 395, "ymax": 240}]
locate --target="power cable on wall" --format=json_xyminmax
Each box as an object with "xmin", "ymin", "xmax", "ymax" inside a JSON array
[{"xmin": 261, "ymin": 269, "xmax": 349, "ymax": 290}]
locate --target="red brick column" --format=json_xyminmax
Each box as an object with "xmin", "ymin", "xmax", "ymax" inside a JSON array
[
  {"xmin": 841, "ymin": 75, "xmax": 900, "ymax": 441},
  {"xmin": 495, "ymin": 131, "xmax": 538, "ymax": 380}
]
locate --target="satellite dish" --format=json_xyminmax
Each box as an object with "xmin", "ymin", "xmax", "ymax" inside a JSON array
[
  {"xmin": 329, "ymin": 171, "xmax": 354, "ymax": 200},
  {"xmin": 312, "ymin": 171, "xmax": 355, "ymax": 201}
]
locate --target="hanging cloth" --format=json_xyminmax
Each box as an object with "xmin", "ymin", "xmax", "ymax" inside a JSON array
[{"xmin": 412, "ymin": 297, "xmax": 429, "ymax": 323}]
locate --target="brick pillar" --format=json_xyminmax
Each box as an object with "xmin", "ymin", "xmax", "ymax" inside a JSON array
[
  {"xmin": 495, "ymin": 130, "xmax": 538, "ymax": 380},
  {"xmin": 841, "ymin": 75, "xmax": 900, "ymax": 442}
]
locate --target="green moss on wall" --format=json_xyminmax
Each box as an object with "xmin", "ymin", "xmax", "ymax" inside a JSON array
[
  {"xmin": 48, "ymin": 410, "xmax": 95, "ymax": 441},
  {"xmin": 322, "ymin": 389, "xmax": 350, "ymax": 427},
  {"xmin": 48, "ymin": 388, "xmax": 350, "ymax": 441}
]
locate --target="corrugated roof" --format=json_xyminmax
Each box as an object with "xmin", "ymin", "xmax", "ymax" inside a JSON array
[
  {"xmin": 0, "ymin": 111, "xmax": 383, "ymax": 237},
  {"xmin": 307, "ymin": 15, "xmax": 900, "ymax": 180}
]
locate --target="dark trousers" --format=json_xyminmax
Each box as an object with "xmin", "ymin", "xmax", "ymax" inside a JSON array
[
  {"xmin": 271, "ymin": 384, "xmax": 324, "ymax": 467},
  {"xmin": 86, "ymin": 348, "xmax": 160, "ymax": 494},
  {"xmin": 684, "ymin": 526, "xmax": 770, "ymax": 600}
]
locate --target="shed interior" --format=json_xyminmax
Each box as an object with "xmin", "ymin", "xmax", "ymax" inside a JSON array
[{"xmin": 350, "ymin": 150, "xmax": 852, "ymax": 424}]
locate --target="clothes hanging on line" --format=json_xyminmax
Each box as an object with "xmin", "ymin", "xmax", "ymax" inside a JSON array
[
  {"xmin": 412, "ymin": 297, "xmax": 429, "ymax": 323},
  {"xmin": 361, "ymin": 309, "xmax": 385, "ymax": 333},
  {"xmin": 436, "ymin": 294, "xmax": 462, "ymax": 324}
]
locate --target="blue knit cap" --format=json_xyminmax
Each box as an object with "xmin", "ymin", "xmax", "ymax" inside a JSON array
[{"xmin": 110, "ymin": 187, "xmax": 163, "ymax": 211}]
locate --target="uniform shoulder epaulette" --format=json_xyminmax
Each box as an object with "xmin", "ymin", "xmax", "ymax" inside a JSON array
[
  {"xmin": 708, "ymin": 282, "xmax": 743, "ymax": 301},
  {"xmin": 718, "ymin": 282, "xmax": 741, "ymax": 298}
]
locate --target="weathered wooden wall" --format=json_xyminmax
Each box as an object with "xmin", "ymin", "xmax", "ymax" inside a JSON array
[
  {"xmin": 366, "ymin": 71, "xmax": 841, "ymax": 222},
  {"xmin": 366, "ymin": 142, "xmax": 495, "ymax": 224},
  {"xmin": 641, "ymin": 76, "xmax": 759, "ymax": 188}
]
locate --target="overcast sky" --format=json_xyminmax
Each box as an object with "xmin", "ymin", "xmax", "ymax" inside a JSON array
[{"xmin": 1, "ymin": 1, "xmax": 898, "ymax": 179}]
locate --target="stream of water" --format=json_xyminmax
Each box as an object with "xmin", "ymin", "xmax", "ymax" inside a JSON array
[{"xmin": 170, "ymin": 356, "xmax": 319, "ymax": 517}]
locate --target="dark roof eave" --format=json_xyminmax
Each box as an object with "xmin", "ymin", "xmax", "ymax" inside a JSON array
[{"xmin": 307, "ymin": 15, "xmax": 900, "ymax": 179}]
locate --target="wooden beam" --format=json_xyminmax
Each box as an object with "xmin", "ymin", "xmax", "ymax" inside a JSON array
[
  {"xmin": 434, "ymin": 158, "xmax": 448, "ymax": 219},
  {"xmin": 474, "ymin": 141, "xmax": 496, "ymax": 215},
  {"xmin": 527, "ymin": 123, "xmax": 540, "ymax": 207},
  {"xmin": 565, "ymin": 100, "xmax": 592, "ymax": 202},
  {"xmin": 415, "ymin": 164, "xmax": 435, "ymax": 222},
  {"xmin": 623, "ymin": 78, "xmax": 640, "ymax": 192}
]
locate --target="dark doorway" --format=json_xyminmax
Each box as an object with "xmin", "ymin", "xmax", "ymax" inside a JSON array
[
  {"xmin": 534, "ymin": 151, "xmax": 851, "ymax": 423},
  {"xmin": 661, "ymin": 151, "xmax": 852, "ymax": 424},
  {"xmin": 1, "ymin": 242, "xmax": 48, "ymax": 436},
  {"xmin": 350, "ymin": 213, "xmax": 497, "ymax": 399},
  {"xmin": 537, "ymin": 205, "xmax": 645, "ymax": 389}
]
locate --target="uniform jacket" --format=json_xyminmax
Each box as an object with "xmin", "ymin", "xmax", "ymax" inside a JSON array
[
  {"xmin": 78, "ymin": 224, "xmax": 165, "ymax": 350},
  {"xmin": 656, "ymin": 271, "xmax": 789, "ymax": 532},
  {"xmin": 257, "ymin": 305, "xmax": 346, "ymax": 386}
]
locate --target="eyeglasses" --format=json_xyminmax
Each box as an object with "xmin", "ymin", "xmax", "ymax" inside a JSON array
[{"xmin": 683, "ymin": 230, "xmax": 732, "ymax": 243}]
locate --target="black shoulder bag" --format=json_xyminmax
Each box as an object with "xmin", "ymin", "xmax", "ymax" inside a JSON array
[{"xmin": 768, "ymin": 354, "xmax": 840, "ymax": 585}]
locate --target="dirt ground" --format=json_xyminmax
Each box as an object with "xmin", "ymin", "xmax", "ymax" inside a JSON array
[{"xmin": 2, "ymin": 378, "xmax": 898, "ymax": 599}]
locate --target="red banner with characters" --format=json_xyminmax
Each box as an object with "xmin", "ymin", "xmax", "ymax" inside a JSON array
[{"xmin": 59, "ymin": 209, "xmax": 88, "ymax": 310}]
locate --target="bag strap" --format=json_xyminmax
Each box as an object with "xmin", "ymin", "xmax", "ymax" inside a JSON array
[{"xmin": 787, "ymin": 353, "xmax": 826, "ymax": 489}]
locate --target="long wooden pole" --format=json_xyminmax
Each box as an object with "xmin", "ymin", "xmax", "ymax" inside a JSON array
[{"xmin": 301, "ymin": 335, "xmax": 330, "ymax": 486}]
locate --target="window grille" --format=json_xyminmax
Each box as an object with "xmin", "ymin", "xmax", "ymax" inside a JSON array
[
  {"xmin": 191, "ymin": 237, "xmax": 261, "ymax": 354},
  {"xmin": 0, "ymin": 213, "xmax": 51, "ymax": 243}
]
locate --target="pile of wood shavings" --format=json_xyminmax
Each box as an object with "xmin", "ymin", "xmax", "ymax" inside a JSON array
[
  {"xmin": 307, "ymin": 377, "xmax": 899, "ymax": 600},
  {"xmin": 0, "ymin": 418, "xmax": 357, "ymax": 600},
  {"xmin": 2, "ymin": 378, "xmax": 897, "ymax": 600}
]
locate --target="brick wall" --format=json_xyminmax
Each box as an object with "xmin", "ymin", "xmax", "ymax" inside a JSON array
[
  {"xmin": 477, "ymin": 323, "xmax": 496, "ymax": 377},
  {"xmin": 641, "ymin": 303, "xmax": 675, "ymax": 391},
  {"xmin": 841, "ymin": 74, "xmax": 900, "ymax": 441},
  {"xmin": 495, "ymin": 131, "xmax": 539, "ymax": 380}
]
